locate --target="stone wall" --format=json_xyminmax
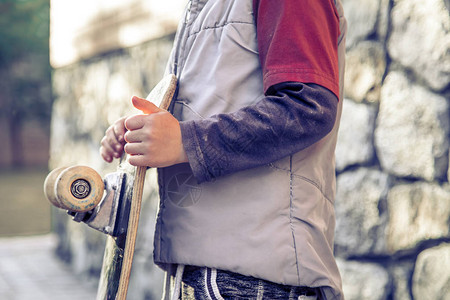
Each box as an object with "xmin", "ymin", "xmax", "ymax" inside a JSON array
[
  {"xmin": 335, "ymin": 0, "xmax": 450, "ymax": 299},
  {"xmin": 49, "ymin": 0, "xmax": 450, "ymax": 299}
]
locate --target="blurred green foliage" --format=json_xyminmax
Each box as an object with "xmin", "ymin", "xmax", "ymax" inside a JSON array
[
  {"xmin": 0, "ymin": 0, "xmax": 49, "ymax": 66},
  {"xmin": 0, "ymin": 0, "xmax": 51, "ymax": 166}
]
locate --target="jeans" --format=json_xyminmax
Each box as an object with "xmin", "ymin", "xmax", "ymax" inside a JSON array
[{"xmin": 178, "ymin": 266, "xmax": 319, "ymax": 300}]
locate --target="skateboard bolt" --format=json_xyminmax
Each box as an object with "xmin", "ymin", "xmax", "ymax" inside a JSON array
[{"xmin": 71, "ymin": 179, "xmax": 91, "ymax": 199}]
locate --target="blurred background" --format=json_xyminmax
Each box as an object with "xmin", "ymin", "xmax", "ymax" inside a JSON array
[
  {"xmin": 1, "ymin": 0, "xmax": 449, "ymax": 299},
  {"xmin": 0, "ymin": 0, "xmax": 52, "ymax": 237}
]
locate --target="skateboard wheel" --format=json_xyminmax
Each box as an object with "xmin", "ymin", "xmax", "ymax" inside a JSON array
[
  {"xmin": 55, "ymin": 165, "xmax": 105, "ymax": 212},
  {"xmin": 44, "ymin": 166, "xmax": 67, "ymax": 208}
]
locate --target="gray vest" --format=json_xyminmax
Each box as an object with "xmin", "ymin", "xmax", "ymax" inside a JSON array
[{"xmin": 154, "ymin": 1, "xmax": 347, "ymax": 299}]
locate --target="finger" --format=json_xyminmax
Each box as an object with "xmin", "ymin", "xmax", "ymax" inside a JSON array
[
  {"xmin": 124, "ymin": 142, "xmax": 144, "ymax": 156},
  {"xmin": 105, "ymin": 128, "xmax": 124, "ymax": 153},
  {"xmin": 124, "ymin": 115, "xmax": 145, "ymax": 131},
  {"xmin": 132, "ymin": 96, "xmax": 163, "ymax": 114},
  {"xmin": 100, "ymin": 142, "xmax": 115, "ymax": 163},
  {"xmin": 128, "ymin": 155, "xmax": 151, "ymax": 167},
  {"xmin": 100, "ymin": 148, "xmax": 113, "ymax": 163},
  {"xmin": 113, "ymin": 117, "xmax": 127, "ymax": 143},
  {"xmin": 101, "ymin": 136, "xmax": 122, "ymax": 159},
  {"xmin": 123, "ymin": 129, "xmax": 145, "ymax": 143},
  {"xmin": 101, "ymin": 136, "xmax": 116, "ymax": 154}
]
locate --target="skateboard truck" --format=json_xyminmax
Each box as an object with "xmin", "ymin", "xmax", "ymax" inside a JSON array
[
  {"xmin": 44, "ymin": 166, "xmax": 133, "ymax": 237},
  {"xmin": 68, "ymin": 172, "xmax": 132, "ymax": 237}
]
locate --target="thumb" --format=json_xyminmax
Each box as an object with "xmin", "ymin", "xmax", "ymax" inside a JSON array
[{"xmin": 132, "ymin": 96, "xmax": 163, "ymax": 114}]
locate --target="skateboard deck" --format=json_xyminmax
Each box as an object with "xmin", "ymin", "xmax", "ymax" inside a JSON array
[{"xmin": 44, "ymin": 74, "xmax": 177, "ymax": 300}]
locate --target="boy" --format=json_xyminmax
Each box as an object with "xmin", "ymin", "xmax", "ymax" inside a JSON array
[{"xmin": 101, "ymin": 0, "xmax": 347, "ymax": 299}]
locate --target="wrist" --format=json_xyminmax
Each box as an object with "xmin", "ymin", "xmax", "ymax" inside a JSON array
[{"xmin": 178, "ymin": 147, "xmax": 189, "ymax": 164}]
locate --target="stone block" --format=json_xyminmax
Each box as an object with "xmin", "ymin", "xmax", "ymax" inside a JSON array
[
  {"xmin": 388, "ymin": 0, "xmax": 450, "ymax": 91},
  {"xmin": 337, "ymin": 259, "xmax": 390, "ymax": 300},
  {"xmin": 412, "ymin": 243, "xmax": 450, "ymax": 300},
  {"xmin": 387, "ymin": 183, "xmax": 450, "ymax": 252},
  {"xmin": 336, "ymin": 99, "xmax": 376, "ymax": 172},
  {"xmin": 375, "ymin": 71, "xmax": 449, "ymax": 181},
  {"xmin": 344, "ymin": 41, "xmax": 386, "ymax": 103},
  {"xmin": 342, "ymin": 0, "xmax": 380, "ymax": 48},
  {"xmin": 335, "ymin": 168, "xmax": 390, "ymax": 256},
  {"xmin": 391, "ymin": 262, "xmax": 414, "ymax": 300}
]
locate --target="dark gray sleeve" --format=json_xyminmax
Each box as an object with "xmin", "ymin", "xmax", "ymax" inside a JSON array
[{"xmin": 179, "ymin": 82, "xmax": 338, "ymax": 183}]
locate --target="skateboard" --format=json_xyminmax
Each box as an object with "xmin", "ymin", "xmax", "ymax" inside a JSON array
[{"xmin": 44, "ymin": 74, "xmax": 177, "ymax": 300}]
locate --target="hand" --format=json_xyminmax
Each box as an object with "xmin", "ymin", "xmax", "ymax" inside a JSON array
[
  {"xmin": 100, "ymin": 116, "xmax": 127, "ymax": 163},
  {"xmin": 123, "ymin": 96, "xmax": 188, "ymax": 167}
]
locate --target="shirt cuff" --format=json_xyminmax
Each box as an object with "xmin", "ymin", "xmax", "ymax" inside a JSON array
[{"xmin": 179, "ymin": 120, "xmax": 210, "ymax": 183}]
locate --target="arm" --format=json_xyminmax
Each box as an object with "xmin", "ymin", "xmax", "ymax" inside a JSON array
[{"xmin": 181, "ymin": 82, "xmax": 337, "ymax": 183}]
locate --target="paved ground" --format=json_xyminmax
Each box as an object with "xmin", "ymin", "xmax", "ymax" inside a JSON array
[{"xmin": 0, "ymin": 234, "xmax": 98, "ymax": 300}]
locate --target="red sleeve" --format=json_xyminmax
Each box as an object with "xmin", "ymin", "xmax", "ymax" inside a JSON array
[{"xmin": 253, "ymin": 0, "xmax": 340, "ymax": 99}]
